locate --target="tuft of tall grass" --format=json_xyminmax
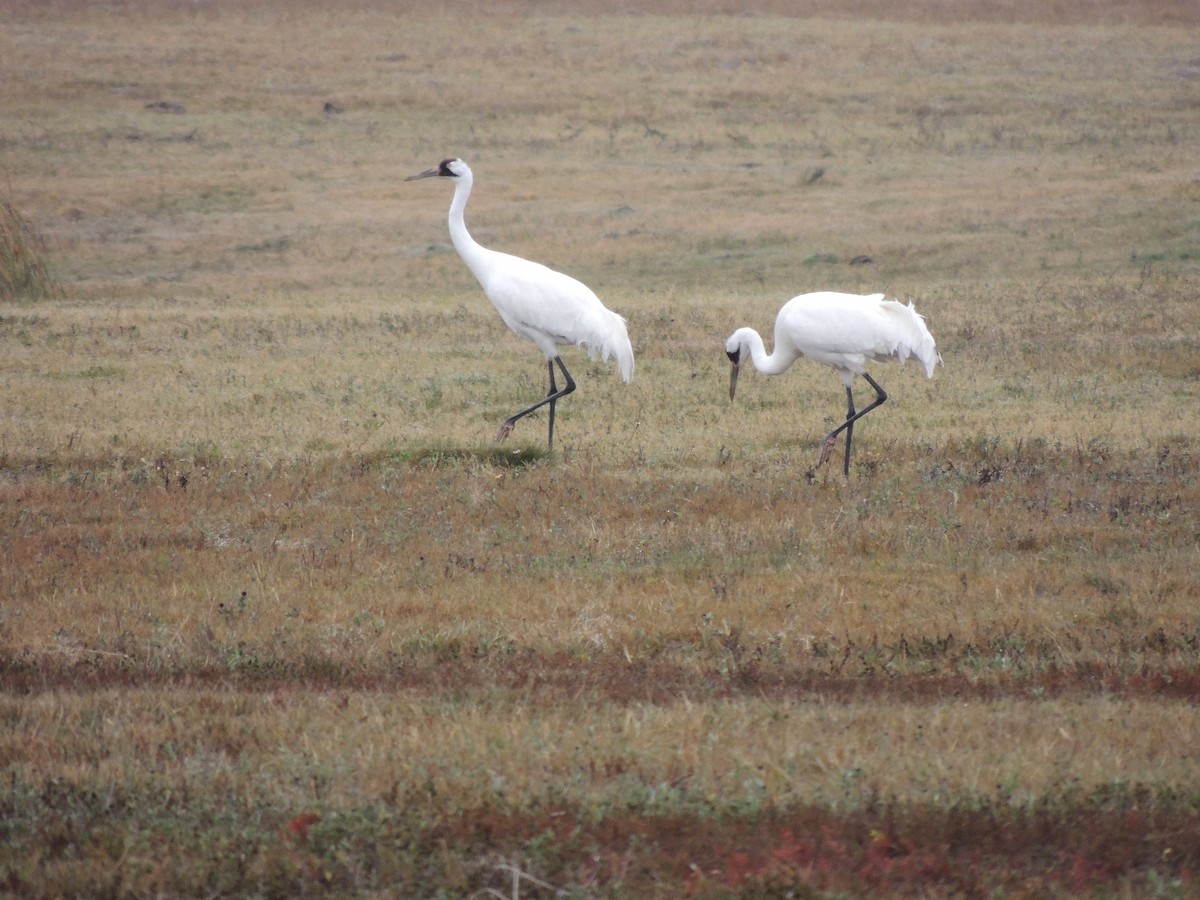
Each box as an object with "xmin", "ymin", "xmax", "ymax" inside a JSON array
[{"xmin": 0, "ymin": 198, "xmax": 58, "ymax": 302}]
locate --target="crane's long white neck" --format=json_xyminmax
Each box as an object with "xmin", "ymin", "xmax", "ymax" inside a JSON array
[
  {"xmin": 446, "ymin": 171, "xmax": 494, "ymax": 284},
  {"xmin": 732, "ymin": 327, "xmax": 795, "ymax": 376}
]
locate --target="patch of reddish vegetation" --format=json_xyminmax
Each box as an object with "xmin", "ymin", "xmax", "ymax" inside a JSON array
[
  {"xmin": 4, "ymin": 649, "xmax": 1200, "ymax": 706},
  {"xmin": 449, "ymin": 801, "xmax": 1198, "ymax": 896}
]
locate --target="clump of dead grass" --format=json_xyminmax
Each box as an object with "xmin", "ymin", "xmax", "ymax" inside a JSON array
[
  {"xmin": 383, "ymin": 443, "xmax": 549, "ymax": 469},
  {"xmin": 0, "ymin": 198, "xmax": 57, "ymax": 302}
]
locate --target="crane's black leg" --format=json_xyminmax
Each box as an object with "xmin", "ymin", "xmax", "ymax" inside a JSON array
[
  {"xmin": 494, "ymin": 356, "xmax": 576, "ymax": 449},
  {"xmin": 816, "ymin": 373, "xmax": 887, "ymax": 476},
  {"xmin": 842, "ymin": 385, "xmax": 856, "ymax": 477},
  {"xmin": 545, "ymin": 360, "xmax": 558, "ymax": 449}
]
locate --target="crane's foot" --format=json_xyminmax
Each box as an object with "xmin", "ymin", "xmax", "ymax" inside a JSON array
[
  {"xmin": 816, "ymin": 434, "xmax": 838, "ymax": 468},
  {"xmin": 494, "ymin": 419, "xmax": 516, "ymax": 443}
]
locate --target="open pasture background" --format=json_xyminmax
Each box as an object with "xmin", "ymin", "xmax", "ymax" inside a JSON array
[{"xmin": 2, "ymin": 0, "xmax": 1200, "ymax": 895}]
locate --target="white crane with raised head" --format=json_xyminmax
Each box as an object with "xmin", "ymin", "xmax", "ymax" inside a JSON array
[{"xmin": 406, "ymin": 158, "xmax": 634, "ymax": 450}]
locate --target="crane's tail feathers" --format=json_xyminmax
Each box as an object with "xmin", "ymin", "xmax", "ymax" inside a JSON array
[
  {"xmin": 891, "ymin": 300, "xmax": 940, "ymax": 378},
  {"xmin": 581, "ymin": 312, "xmax": 634, "ymax": 383}
]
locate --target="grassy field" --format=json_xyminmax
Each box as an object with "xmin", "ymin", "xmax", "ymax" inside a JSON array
[{"xmin": 3, "ymin": 0, "xmax": 1200, "ymax": 895}]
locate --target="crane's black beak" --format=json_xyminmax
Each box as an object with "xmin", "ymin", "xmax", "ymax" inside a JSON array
[
  {"xmin": 404, "ymin": 167, "xmax": 440, "ymax": 181},
  {"xmin": 726, "ymin": 349, "xmax": 740, "ymax": 401}
]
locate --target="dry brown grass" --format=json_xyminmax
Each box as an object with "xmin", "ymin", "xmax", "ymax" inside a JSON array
[
  {"xmin": 2, "ymin": 0, "xmax": 1199, "ymax": 895},
  {"xmin": 0, "ymin": 198, "xmax": 58, "ymax": 301}
]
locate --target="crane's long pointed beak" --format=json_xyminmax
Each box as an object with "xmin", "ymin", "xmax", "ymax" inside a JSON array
[
  {"xmin": 404, "ymin": 168, "xmax": 439, "ymax": 181},
  {"xmin": 729, "ymin": 362, "xmax": 739, "ymax": 402}
]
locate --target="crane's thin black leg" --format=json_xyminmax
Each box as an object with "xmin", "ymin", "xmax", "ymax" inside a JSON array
[
  {"xmin": 494, "ymin": 356, "xmax": 576, "ymax": 449},
  {"xmin": 816, "ymin": 373, "xmax": 887, "ymax": 476},
  {"xmin": 843, "ymin": 385, "xmax": 856, "ymax": 477},
  {"xmin": 546, "ymin": 360, "xmax": 558, "ymax": 449}
]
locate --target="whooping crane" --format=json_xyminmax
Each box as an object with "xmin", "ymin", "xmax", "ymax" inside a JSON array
[
  {"xmin": 405, "ymin": 158, "xmax": 634, "ymax": 450},
  {"xmin": 725, "ymin": 291, "xmax": 940, "ymax": 477}
]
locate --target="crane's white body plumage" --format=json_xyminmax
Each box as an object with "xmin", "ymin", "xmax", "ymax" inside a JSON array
[
  {"xmin": 406, "ymin": 158, "xmax": 633, "ymax": 447},
  {"xmin": 726, "ymin": 291, "xmax": 940, "ymax": 475},
  {"xmin": 727, "ymin": 292, "xmax": 939, "ymax": 385},
  {"xmin": 451, "ymin": 239, "xmax": 634, "ymax": 383}
]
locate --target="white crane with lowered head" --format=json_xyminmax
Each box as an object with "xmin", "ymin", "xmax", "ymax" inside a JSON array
[
  {"xmin": 725, "ymin": 291, "xmax": 940, "ymax": 477},
  {"xmin": 405, "ymin": 158, "xmax": 634, "ymax": 450}
]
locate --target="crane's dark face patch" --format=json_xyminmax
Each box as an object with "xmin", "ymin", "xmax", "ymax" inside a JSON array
[
  {"xmin": 726, "ymin": 348, "xmax": 740, "ymax": 365},
  {"xmin": 439, "ymin": 159, "xmax": 458, "ymax": 177}
]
